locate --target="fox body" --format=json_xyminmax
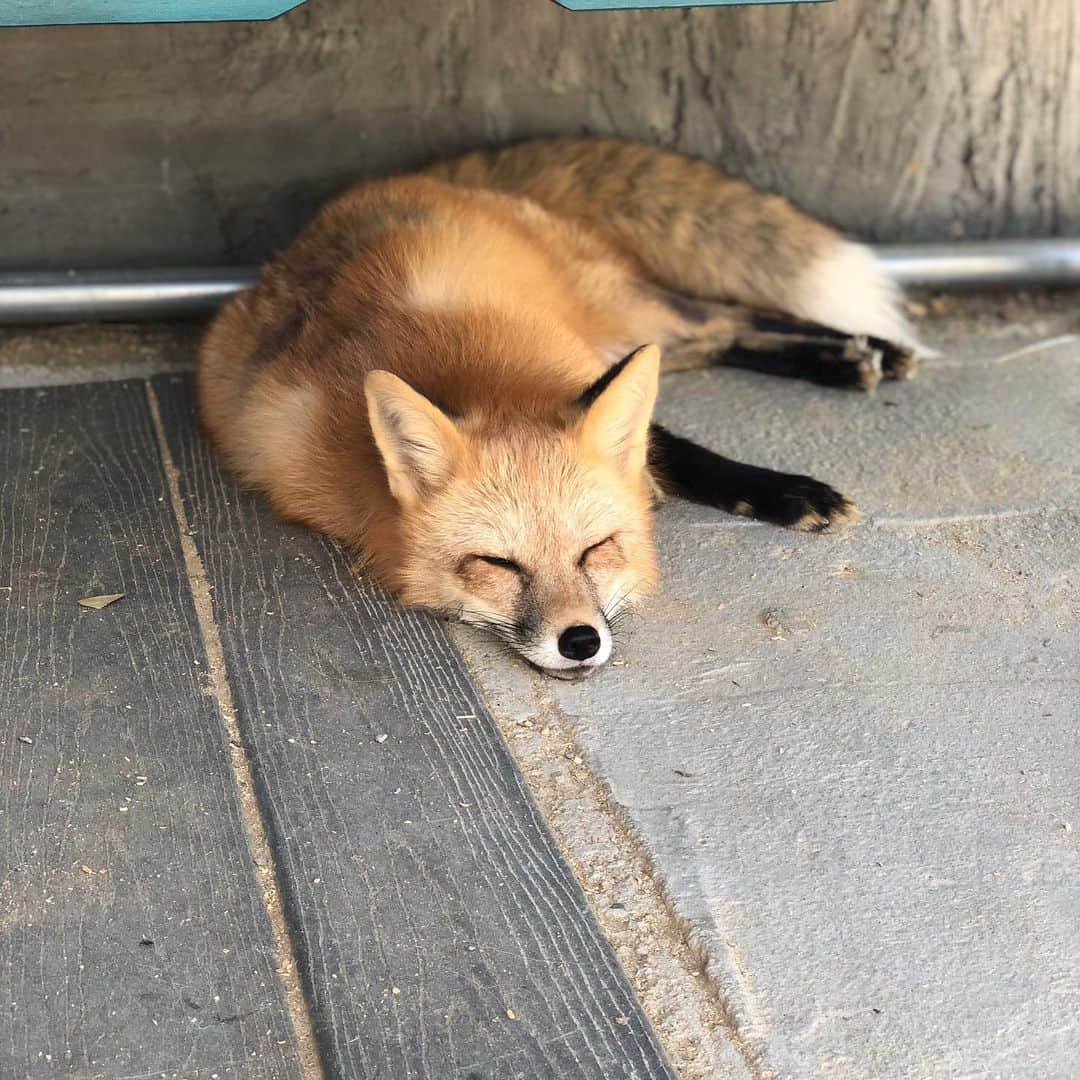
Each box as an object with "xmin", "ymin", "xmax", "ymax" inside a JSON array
[{"xmin": 199, "ymin": 138, "xmax": 918, "ymax": 677}]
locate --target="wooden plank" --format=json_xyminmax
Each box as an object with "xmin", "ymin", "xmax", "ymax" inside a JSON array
[
  {"xmin": 0, "ymin": 382, "xmax": 302, "ymax": 1078},
  {"xmin": 154, "ymin": 373, "xmax": 674, "ymax": 1079}
]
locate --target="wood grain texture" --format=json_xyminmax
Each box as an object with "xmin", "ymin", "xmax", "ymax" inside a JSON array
[
  {"xmin": 0, "ymin": 0, "xmax": 1076, "ymax": 270},
  {"xmin": 154, "ymin": 373, "xmax": 674, "ymax": 1079},
  {"xmin": 0, "ymin": 382, "xmax": 302, "ymax": 1077}
]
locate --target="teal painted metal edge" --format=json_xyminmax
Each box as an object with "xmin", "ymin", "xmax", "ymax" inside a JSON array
[
  {"xmin": 555, "ymin": 0, "xmax": 829, "ymax": 8},
  {"xmin": 0, "ymin": 0, "xmax": 308, "ymax": 27}
]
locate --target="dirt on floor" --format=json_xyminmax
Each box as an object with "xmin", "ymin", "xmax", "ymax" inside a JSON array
[{"xmin": 0, "ymin": 320, "xmax": 203, "ymax": 386}]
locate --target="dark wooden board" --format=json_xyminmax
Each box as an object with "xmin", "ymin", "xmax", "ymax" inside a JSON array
[
  {"xmin": 0, "ymin": 382, "xmax": 302, "ymax": 1078},
  {"xmin": 155, "ymin": 374, "xmax": 674, "ymax": 1079}
]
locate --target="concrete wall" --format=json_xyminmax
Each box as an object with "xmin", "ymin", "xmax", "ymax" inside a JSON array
[{"xmin": 1, "ymin": 0, "xmax": 1076, "ymax": 269}]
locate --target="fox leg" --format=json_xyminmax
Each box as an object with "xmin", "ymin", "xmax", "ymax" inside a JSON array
[
  {"xmin": 656, "ymin": 296, "xmax": 917, "ymax": 391},
  {"xmin": 723, "ymin": 312, "xmax": 917, "ymax": 386},
  {"xmin": 648, "ymin": 424, "xmax": 856, "ymax": 531},
  {"xmin": 613, "ymin": 283, "xmax": 915, "ymax": 390}
]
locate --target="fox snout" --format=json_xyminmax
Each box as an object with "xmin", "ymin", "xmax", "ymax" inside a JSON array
[{"xmin": 518, "ymin": 607, "xmax": 615, "ymax": 679}]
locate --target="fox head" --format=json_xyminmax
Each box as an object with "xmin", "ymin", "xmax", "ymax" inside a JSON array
[{"xmin": 365, "ymin": 346, "xmax": 661, "ymax": 677}]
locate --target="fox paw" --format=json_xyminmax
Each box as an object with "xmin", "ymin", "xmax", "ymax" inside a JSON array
[
  {"xmin": 731, "ymin": 474, "xmax": 857, "ymax": 532},
  {"xmin": 838, "ymin": 336, "xmax": 917, "ymax": 391},
  {"xmin": 868, "ymin": 336, "xmax": 918, "ymax": 382},
  {"xmin": 735, "ymin": 313, "xmax": 919, "ymax": 392}
]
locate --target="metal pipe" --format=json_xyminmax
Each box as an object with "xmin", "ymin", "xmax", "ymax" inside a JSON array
[
  {"xmin": 877, "ymin": 239, "xmax": 1080, "ymax": 287},
  {"xmin": 0, "ymin": 240, "xmax": 1077, "ymax": 325},
  {"xmin": 0, "ymin": 268, "xmax": 259, "ymax": 325}
]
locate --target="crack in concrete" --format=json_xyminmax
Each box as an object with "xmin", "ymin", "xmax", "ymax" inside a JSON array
[
  {"xmin": 871, "ymin": 505, "xmax": 1067, "ymax": 527},
  {"xmin": 689, "ymin": 505, "xmax": 1066, "ymax": 532}
]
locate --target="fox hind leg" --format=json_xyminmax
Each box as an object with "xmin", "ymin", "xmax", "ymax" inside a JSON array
[
  {"xmin": 716, "ymin": 312, "xmax": 917, "ymax": 391},
  {"xmin": 652, "ymin": 290, "xmax": 917, "ymax": 391}
]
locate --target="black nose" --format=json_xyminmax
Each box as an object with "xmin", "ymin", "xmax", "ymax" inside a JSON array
[{"xmin": 558, "ymin": 624, "xmax": 601, "ymax": 661}]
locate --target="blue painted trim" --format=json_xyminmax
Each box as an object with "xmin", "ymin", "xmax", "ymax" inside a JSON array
[
  {"xmin": 555, "ymin": 0, "xmax": 828, "ymax": 8},
  {"xmin": 0, "ymin": 0, "xmax": 308, "ymax": 26}
]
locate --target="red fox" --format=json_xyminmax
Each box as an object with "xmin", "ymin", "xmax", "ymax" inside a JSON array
[{"xmin": 198, "ymin": 138, "xmax": 919, "ymax": 677}]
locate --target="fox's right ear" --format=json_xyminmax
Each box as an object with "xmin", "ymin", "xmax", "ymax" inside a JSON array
[
  {"xmin": 365, "ymin": 371, "xmax": 463, "ymax": 507},
  {"xmin": 577, "ymin": 344, "xmax": 661, "ymax": 475}
]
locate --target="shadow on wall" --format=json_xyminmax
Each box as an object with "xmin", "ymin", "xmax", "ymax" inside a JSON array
[{"xmin": 0, "ymin": 0, "xmax": 1076, "ymax": 268}]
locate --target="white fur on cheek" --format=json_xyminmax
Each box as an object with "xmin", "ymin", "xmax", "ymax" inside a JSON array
[{"xmin": 792, "ymin": 242, "xmax": 925, "ymax": 353}]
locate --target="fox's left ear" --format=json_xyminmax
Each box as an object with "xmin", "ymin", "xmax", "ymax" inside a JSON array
[
  {"xmin": 577, "ymin": 344, "xmax": 661, "ymax": 474},
  {"xmin": 365, "ymin": 370, "xmax": 463, "ymax": 507}
]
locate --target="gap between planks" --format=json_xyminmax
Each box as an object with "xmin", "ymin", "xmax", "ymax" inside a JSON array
[{"xmin": 144, "ymin": 380, "xmax": 325, "ymax": 1079}]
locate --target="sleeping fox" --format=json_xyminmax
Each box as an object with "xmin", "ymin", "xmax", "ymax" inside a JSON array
[{"xmin": 198, "ymin": 138, "xmax": 920, "ymax": 678}]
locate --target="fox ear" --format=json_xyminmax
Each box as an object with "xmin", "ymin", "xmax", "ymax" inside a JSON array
[
  {"xmin": 365, "ymin": 371, "xmax": 463, "ymax": 507},
  {"xmin": 578, "ymin": 345, "xmax": 661, "ymax": 474}
]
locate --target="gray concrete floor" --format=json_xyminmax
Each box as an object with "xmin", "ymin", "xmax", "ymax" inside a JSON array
[
  {"xmin": 3, "ymin": 293, "xmax": 1077, "ymax": 1079},
  {"xmin": 459, "ymin": 294, "xmax": 1080, "ymax": 1080}
]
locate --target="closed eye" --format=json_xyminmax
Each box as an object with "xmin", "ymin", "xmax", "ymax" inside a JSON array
[
  {"xmin": 578, "ymin": 535, "xmax": 617, "ymax": 567},
  {"xmin": 472, "ymin": 554, "xmax": 524, "ymax": 574}
]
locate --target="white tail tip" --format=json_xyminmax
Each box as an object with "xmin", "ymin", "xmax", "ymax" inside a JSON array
[{"xmin": 793, "ymin": 241, "xmax": 929, "ymax": 355}]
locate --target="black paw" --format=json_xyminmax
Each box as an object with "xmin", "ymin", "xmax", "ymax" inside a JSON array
[
  {"xmin": 647, "ymin": 425, "xmax": 858, "ymax": 532},
  {"xmin": 736, "ymin": 315, "xmax": 918, "ymax": 392},
  {"xmin": 731, "ymin": 473, "xmax": 857, "ymax": 532},
  {"xmin": 828, "ymin": 336, "xmax": 917, "ymax": 391},
  {"xmin": 866, "ymin": 335, "xmax": 918, "ymax": 382}
]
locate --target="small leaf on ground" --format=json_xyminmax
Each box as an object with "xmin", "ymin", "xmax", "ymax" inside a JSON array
[{"xmin": 78, "ymin": 593, "xmax": 124, "ymax": 610}]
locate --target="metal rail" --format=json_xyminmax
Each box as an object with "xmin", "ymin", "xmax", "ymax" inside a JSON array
[
  {"xmin": 0, "ymin": 240, "xmax": 1077, "ymax": 325},
  {"xmin": 879, "ymin": 239, "xmax": 1080, "ymax": 288},
  {"xmin": 0, "ymin": 268, "xmax": 259, "ymax": 325}
]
